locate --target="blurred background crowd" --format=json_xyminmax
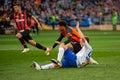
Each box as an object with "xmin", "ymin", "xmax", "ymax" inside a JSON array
[{"xmin": 0, "ymin": 0, "xmax": 120, "ymax": 33}]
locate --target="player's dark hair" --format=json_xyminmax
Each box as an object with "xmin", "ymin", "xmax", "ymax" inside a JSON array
[
  {"xmin": 13, "ymin": 3, "xmax": 21, "ymax": 7},
  {"xmin": 85, "ymin": 36, "xmax": 89, "ymax": 43},
  {"xmin": 58, "ymin": 20, "xmax": 67, "ymax": 27}
]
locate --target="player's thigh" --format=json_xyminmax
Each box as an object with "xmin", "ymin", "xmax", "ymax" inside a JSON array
[
  {"xmin": 61, "ymin": 60, "xmax": 69, "ymax": 68},
  {"xmin": 65, "ymin": 43, "xmax": 73, "ymax": 50},
  {"xmin": 64, "ymin": 48, "xmax": 76, "ymax": 60},
  {"xmin": 62, "ymin": 49, "xmax": 77, "ymax": 68},
  {"xmin": 16, "ymin": 33, "xmax": 22, "ymax": 38},
  {"xmin": 23, "ymin": 35, "xmax": 35, "ymax": 46},
  {"xmin": 21, "ymin": 30, "xmax": 30, "ymax": 37},
  {"xmin": 22, "ymin": 32, "xmax": 33, "ymax": 43},
  {"xmin": 16, "ymin": 30, "xmax": 30, "ymax": 39}
]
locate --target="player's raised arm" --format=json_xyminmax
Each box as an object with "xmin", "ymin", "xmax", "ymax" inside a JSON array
[
  {"xmin": 76, "ymin": 21, "xmax": 85, "ymax": 39},
  {"xmin": 76, "ymin": 21, "xmax": 86, "ymax": 46},
  {"xmin": 31, "ymin": 16, "xmax": 42, "ymax": 30}
]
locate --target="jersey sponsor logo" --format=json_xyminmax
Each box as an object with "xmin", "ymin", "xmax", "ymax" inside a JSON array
[
  {"xmin": 14, "ymin": 11, "xmax": 29, "ymax": 31},
  {"xmin": 16, "ymin": 19, "xmax": 25, "ymax": 22}
]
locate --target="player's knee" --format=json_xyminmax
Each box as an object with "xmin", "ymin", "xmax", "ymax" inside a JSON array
[
  {"xmin": 59, "ymin": 44, "xmax": 65, "ymax": 48},
  {"xmin": 16, "ymin": 33, "xmax": 22, "ymax": 38},
  {"xmin": 59, "ymin": 45, "xmax": 67, "ymax": 51},
  {"xmin": 66, "ymin": 43, "xmax": 73, "ymax": 50},
  {"xmin": 59, "ymin": 43, "xmax": 65, "ymax": 47}
]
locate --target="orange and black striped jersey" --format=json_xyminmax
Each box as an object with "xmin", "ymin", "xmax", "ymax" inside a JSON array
[
  {"xmin": 10, "ymin": 11, "xmax": 32, "ymax": 31},
  {"xmin": 61, "ymin": 27, "xmax": 81, "ymax": 43},
  {"xmin": 52, "ymin": 27, "xmax": 82, "ymax": 48}
]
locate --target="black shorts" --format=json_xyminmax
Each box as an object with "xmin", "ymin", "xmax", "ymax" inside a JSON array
[
  {"xmin": 20, "ymin": 30, "xmax": 32, "ymax": 42},
  {"xmin": 71, "ymin": 42, "xmax": 82, "ymax": 54}
]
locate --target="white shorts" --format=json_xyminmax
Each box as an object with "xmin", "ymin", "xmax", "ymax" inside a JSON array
[{"xmin": 76, "ymin": 41, "xmax": 92, "ymax": 67}]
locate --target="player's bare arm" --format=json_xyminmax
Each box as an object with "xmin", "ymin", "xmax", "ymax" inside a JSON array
[
  {"xmin": 76, "ymin": 21, "xmax": 85, "ymax": 46},
  {"xmin": 46, "ymin": 33, "xmax": 64, "ymax": 54},
  {"xmin": 31, "ymin": 16, "xmax": 42, "ymax": 30}
]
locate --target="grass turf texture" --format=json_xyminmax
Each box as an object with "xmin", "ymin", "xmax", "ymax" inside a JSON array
[{"xmin": 0, "ymin": 30, "xmax": 120, "ymax": 80}]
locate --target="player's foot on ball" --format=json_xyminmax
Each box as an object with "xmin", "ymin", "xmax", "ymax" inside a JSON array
[
  {"xmin": 46, "ymin": 48, "xmax": 50, "ymax": 55},
  {"xmin": 51, "ymin": 59, "xmax": 62, "ymax": 67},
  {"xmin": 31, "ymin": 61, "xmax": 41, "ymax": 70},
  {"xmin": 22, "ymin": 48, "xmax": 30, "ymax": 53}
]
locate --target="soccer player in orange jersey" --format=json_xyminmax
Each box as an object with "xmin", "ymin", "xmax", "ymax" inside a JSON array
[{"xmin": 46, "ymin": 20, "xmax": 84, "ymax": 60}]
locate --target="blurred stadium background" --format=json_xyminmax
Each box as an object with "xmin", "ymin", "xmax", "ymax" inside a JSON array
[
  {"xmin": 0, "ymin": 0, "xmax": 120, "ymax": 80},
  {"xmin": 0, "ymin": 0, "xmax": 120, "ymax": 34}
]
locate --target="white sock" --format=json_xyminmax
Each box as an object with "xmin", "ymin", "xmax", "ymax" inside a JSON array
[
  {"xmin": 41, "ymin": 63, "xmax": 54, "ymax": 70},
  {"xmin": 57, "ymin": 47, "xmax": 64, "ymax": 62}
]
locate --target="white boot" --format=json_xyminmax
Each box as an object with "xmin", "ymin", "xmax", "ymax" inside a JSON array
[
  {"xmin": 22, "ymin": 48, "xmax": 30, "ymax": 53},
  {"xmin": 32, "ymin": 61, "xmax": 41, "ymax": 70},
  {"xmin": 90, "ymin": 57, "xmax": 99, "ymax": 64}
]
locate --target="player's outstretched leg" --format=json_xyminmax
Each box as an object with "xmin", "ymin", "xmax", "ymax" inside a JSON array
[
  {"xmin": 31, "ymin": 61, "xmax": 56, "ymax": 70},
  {"xmin": 28, "ymin": 40, "xmax": 49, "ymax": 54},
  {"xmin": 35, "ymin": 42, "xmax": 47, "ymax": 51},
  {"xmin": 16, "ymin": 33, "xmax": 29, "ymax": 53}
]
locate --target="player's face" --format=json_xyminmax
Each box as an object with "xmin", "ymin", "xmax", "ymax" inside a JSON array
[
  {"xmin": 14, "ymin": 6, "xmax": 20, "ymax": 13},
  {"xmin": 57, "ymin": 25, "xmax": 65, "ymax": 32}
]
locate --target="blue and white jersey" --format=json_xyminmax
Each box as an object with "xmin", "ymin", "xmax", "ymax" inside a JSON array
[
  {"xmin": 61, "ymin": 41, "xmax": 92, "ymax": 68},
  {"xmin": 76, "ymin": 41, "xmax": 92, "ymax": 67}
]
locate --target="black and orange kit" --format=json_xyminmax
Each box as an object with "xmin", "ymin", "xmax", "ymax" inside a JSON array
[
  {"xmin": 52, "ymin": 27, "xmax": 82, "ymax": 53},
  {"xmin": 10, "ymin": 11, "xmax": 32, "ymax": 42}
]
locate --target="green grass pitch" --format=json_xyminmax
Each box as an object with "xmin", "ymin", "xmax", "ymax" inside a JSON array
[{"xmin": 0, "ymin": 30, "xmax": 120, "ymax": 80}]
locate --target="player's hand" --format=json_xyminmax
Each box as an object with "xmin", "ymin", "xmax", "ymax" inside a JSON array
[
  {"xmin": 76, "ymin": 21, "xmax": 79, "ymax": 29},
  {"xmin": 45, "ymin": 47, "xmax": 53, "ymax": 54},
  {"xmin": 38, "ymin": 24, "xmax": 42, "ymax": 30},
  {"xmin": 55, "ymin": 41, "xmax": 61, "ymax": 45}
]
